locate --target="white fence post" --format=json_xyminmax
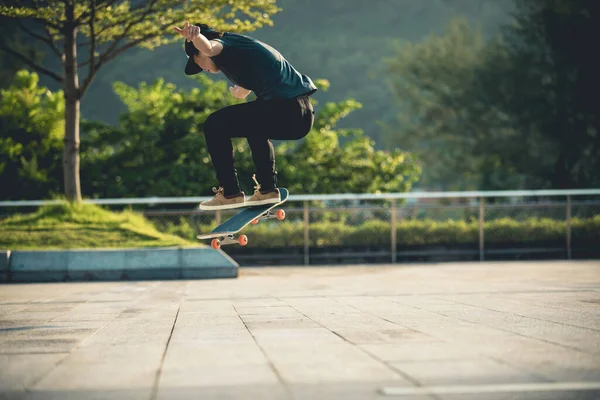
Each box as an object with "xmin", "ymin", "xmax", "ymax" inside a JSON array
[
  {"xmin": 479, "ymin": 196, "xmax": 485, "ymax": 261},
  {"xmin": 566, "ymin": 195, "xmax": 572, "ymax": 260},
  {"xmin": 390, "ymin": 198, "xmax": 397, "ymax": 263},
  {"xmin": 303, "ymin": 200, "xmax": 309, "ymax": 266}
]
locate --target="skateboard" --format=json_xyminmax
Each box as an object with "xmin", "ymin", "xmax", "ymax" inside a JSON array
[{"xmin": 197, "ymin": 188, "xmax": 289, "ymax": 250}]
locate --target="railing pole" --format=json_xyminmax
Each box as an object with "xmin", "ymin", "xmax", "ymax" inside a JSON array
[
  {"xmin": 215, "ymin": 210, "xmax": 221, "ymax": 226},
  {"xmin": 390, "ymin": 199, "xmax": 397, "ymax": 263},
  {"xmin": 566, "ymin": 195, "xmax": 572, "ymax": 260},
  {"xmin": 479, "ymin": 197, "xmax": 485, "ymax": 261},
  {"xmin": 303, "ymin": 200, "xmax": 309, "ymax": 266}
]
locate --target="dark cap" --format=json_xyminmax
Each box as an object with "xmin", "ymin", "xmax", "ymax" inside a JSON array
[{"xmin": 184, "ymin": 24, "xmax": 218, "ymax": 75}]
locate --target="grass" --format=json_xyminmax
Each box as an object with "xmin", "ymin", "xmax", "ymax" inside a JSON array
[{"xmin": 0, "ymin": 202, "xmax": 198, "ymax": 250}]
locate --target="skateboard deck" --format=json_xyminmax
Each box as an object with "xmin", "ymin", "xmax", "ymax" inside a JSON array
[{"xmin": 197, "ymin": 188, "xmax": 289, "ymax": 249}]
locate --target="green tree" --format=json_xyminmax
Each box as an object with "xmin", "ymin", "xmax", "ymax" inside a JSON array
[
  {"xmin": 275, "ymin": 81, "xmax": 420, "ymax": 193},
  {"xmin": 0, "ymin": 18, "xmax": 44, "ymax": 88},
  {"xmin": 82, "ymin": 77, "xmax": 420, "ymax": 197},
  {"xmin": 0, "ymin": 70, "xmax": 64, "ymax": 200},
  {"xmin": 384, "ymin": 3, "xmax": 600, "ymax": 190},
  {"xmin": 383, "ymin": 19, "xmax": 523, "ymax": 190},
  {"xmin": 82, "ymin": 75, "xmax": 243, "ymax": 197},
  {"xmin": 0, "ymin": 0, "xmax": 278, "ymax": 202},
  {"xmin": 503, "ymin": 0, "xmax": 600, "ymax": 188}
]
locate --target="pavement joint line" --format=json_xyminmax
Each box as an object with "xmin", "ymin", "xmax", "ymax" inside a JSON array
[
  {"xmin": 432, "ymin": 295, "xmax": 600, "ymax": 333},
  {"xmin": 378, "ymin": 381, "xmax": 600, "ymax": 396},
  {"xmin": 24, "ymin": 287, "xmax": 152, "ymax": 391},
  {"xmin": 383, "ymin": 296, "xmax": 592, "ymax": 355},
  {"xmin": 24, "ymin": 320, "xmax": 112, "ymax": 391},
  {"xmin": 460, "ymin": 292, "xmax": 600, "ymax": 313},
  {"xmin": 331, "ymin": 295, "xmax": 428, "ymax": 337},
  {"xmin": 375, "ymin": 289, "xmax": 598, "ymax": 296},
  {"xmin": 173, "ymin": 289, "xmax": 597, "ymax": 303},
  {"xmin": 278, "ymin": 296, "xmax": 425, "ymax": 390},
  {"xmin": 232, "ymin": 303, "xmax": 292, "ymax": 400},
  {"xmin": 150, "ymin": 303, "xmax": 180, "ymax": 400},
  {"xmin": 334, "ymin": 297, "xmax": 547, "ymax": 397},
  {"xmin": 0, "ymin": 351, "xmax": 72, "ymax": 355}
]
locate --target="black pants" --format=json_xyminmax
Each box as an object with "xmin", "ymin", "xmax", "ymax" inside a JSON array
[{"xmin": 203, "ymin": 95, "xmax": 314, "ymax": 196}]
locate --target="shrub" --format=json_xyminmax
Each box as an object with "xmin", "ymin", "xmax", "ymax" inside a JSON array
[{"xmin": 163, "ymin": 216, "xmax": 600, "ymax": 248}]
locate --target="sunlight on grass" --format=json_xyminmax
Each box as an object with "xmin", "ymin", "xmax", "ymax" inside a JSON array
[{"xmin": 0, "ymin": 203, "xmax": 199, "ymax": 250}]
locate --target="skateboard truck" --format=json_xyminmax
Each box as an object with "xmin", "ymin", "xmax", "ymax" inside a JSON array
[
  {"xmin": 211, "ymin": 234, "xmax": 248, "ymax": 250},
  {"xmin": 251, "ymin": 209, "xmax": 286, "ymax": 225}
]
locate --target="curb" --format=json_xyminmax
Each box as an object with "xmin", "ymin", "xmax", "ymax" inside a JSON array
[
  {"xmin": 0, "ymin": 250, "xmax": 9, "ymax": 282},
  {"xmin": 1, "ymin": 247, "xmax": 238, "ymax": 282}
]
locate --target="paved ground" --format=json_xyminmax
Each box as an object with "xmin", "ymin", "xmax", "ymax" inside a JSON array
[{"xmin": 1, "ymin": 261, "xmax": 600, "ymax": 400}]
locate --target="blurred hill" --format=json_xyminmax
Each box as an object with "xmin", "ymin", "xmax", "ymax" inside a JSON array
[{"xmin": 78, "ymin": 0, "xmax": 513, "ymax": 143}]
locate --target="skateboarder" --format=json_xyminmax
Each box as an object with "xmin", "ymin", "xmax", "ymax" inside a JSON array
[{"xmin": 174, "ymin": 21, "xmax": 317, "ymax": 210}]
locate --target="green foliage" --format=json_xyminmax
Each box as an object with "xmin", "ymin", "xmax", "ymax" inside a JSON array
[
  {"xmin": 82, "ymin": 76, "xmax": 421, "ymax": 197},
  {"xmin": 383, "ymin": 19, "xmax": 525, "ymax": 190},
  {"xmin": 502, "ymin": 0, "xmax": 600, "ymax": 188},
  {"xmin": 383, "ymin": 0, "xmax": 600, "ymax": 190},
  {"xmin": 0, "ymin": 202, "xmax": 195, "ymax": 249},
  {"xmin": 0, "ymin": 70, "xmax": 64, "ymax": 200},
  {"xmin": 1, "ymin": 0, "xmax": 280, "ymax": 201},
  {"xmin": 0, "ymin": 18, "xmax": 43, "ymax": 89},
  {"xmin": 0, "ymin": 0, "xmax": 278, "ymax": 51},
  {"xmin": 81, "ymin": 75, "xmax": 243, "ymax": 197}
]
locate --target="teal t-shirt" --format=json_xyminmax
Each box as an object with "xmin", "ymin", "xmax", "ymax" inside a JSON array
[{"xmin": 211, "ymin": 33, "xmax": 317, "ymax": 100}]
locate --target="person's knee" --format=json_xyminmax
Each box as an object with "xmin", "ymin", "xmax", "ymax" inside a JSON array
[{"xmin": 203, "ymin": 111, "xmax": 224, "ymax": 137}]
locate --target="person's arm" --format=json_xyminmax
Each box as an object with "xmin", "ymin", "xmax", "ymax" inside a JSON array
[
  {"xmin": 229, "ymin": 85, "xmax": 251, "ymax": 99},
  {"xmin": 191, "ymin": 34, "xmax": 223, "ymax": 57},
  {"xmin": 173, "ymin": 21, "xmax": 223, "ymax": 57}
]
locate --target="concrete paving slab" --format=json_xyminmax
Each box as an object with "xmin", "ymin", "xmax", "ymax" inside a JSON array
[
  {"xmin": 0, "ymin": 261, "xmax": 599, "ymax": 399},
  {"xmin": 32, "ymin": 360, "xmax": 157, "ymax": 395},
  {"xmin": 390, "ymin": 358, "xmax": 542, "ymax": 386},
  {"xmin": 0, "ymin": 353, "xmax": 68, "ymax": 391},
  {"xmin": 157, "ymin": 384, "xmax": 289, "ymax": 400}
]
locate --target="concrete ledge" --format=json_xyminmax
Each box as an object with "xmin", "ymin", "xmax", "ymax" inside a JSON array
[
  {"xmin": 7, "ymin": 247, "xmax": 238, "ymax": 282},
  {"xmin": 0, "ymin": 250, "xmax": 10, "ymax": 282}
]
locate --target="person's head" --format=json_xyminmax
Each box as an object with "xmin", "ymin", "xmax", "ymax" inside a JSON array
[{"xmin": 184, "ymin": 24, "xmax": 223, "ymax": 75}]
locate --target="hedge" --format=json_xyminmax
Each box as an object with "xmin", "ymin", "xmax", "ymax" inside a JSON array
[{"xmin": 160, "ymin": 216, "xmax": 600, "ymax": 248}]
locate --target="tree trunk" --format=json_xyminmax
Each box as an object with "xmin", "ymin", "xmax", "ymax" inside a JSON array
[{"xmin": 63, "ymin": 21, "xmax": 82, "ymax": 202}]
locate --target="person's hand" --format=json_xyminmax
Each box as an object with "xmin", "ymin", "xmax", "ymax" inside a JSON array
[
  {"xmin": 173, "ymin": 21, "xmax": 200, "ymax": 42},
  {"xmin": 229, "ymin": 86, "xmax": 250, "ymax": 99}
]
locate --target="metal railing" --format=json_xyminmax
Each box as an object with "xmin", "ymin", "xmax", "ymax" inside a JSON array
[{"xmin": 2, "ymin": 189, "xmax": 600, "ymax": 265}]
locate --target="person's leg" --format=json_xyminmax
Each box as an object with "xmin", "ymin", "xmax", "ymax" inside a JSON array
[
  {"xmin": 203, "ymin": 96, "xmax": 314, "ymax": 195},
  {"xmin": 203, "ymin": 102, "xmax": 257, "ymax": 196},
  {"xmin": 245, "ymin": 96, "xmax": 315, "ymax": 192},
  {"xmin": 246, "ymin": 137, "xmax": 277, "ymax": 191}
]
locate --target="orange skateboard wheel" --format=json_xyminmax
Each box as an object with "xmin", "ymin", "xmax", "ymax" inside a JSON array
[
  {"xmin": 238, "ymin": 235, "xmax": 248, "ymax": 246},
  {"xmin": 211, "ymin": 239, "xmax": 221, "ymax": 250},
  {"xmin": 276, "ymin": 209, "xmax": 286, "ymax": 221}
]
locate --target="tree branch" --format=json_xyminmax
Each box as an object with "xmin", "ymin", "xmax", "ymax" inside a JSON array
[
  {"xmin": 74, "ymin": 0, "xmax": 120, "ymax": 24},
  {"xmin": 77, "ymin": 0, "xmax": 155, "ymax": 44},
  {"xmin": 15, "ymin": 20, "xmax": 63, "ymax": 60},
  {"xmin": 79, "ymin": 0, "xmax": 97, "ymax": 96},
  {"xmin": 0, "ymin": 43, "xmax": 64, "ymax": 83},
  {"xmin": 77, "ymin": 0, "xmax": 159, "ymax": 69},
  {"xmin": 29, "ymin": 0, "xmax": 63, "ymax": 31},
  {"xmin": 100, "ymin": 13, "xmax": 184, "ymax": 66},
  {"xmin": 42, "ymin": 25, "xmax": 65, "ymax": 63},
  {"xmin": 98, "ymin": 0, "xmax": 159, "ymax": 59}
]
